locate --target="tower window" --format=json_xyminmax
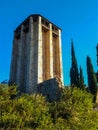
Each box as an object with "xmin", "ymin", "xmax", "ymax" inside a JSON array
[
  {"xmin": 23, "ymin": 20, "xmax": 29, "ymax": 33},
  {"xmin": 15, "ymin": 27, "xmax": 21, "ymax": 39},
  {"xmin": 33, "ymin": 16, "xmax": 38, "ymax": 22},
  {"xmin": 42, "ymin": 18, "xmax": 49, "ymax": 28},
  {"xmin": 52, "ymin": 25, "xmax": 58, "ymax": 34}
]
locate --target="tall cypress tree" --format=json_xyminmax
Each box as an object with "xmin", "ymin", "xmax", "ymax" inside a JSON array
[
  {"xmin": 70, "ymin": 39, "xmax": 79, "ymax": 87},
  {"xmin": 79, "ymin": 66, "xmax": 85, "ymax": 90},
  {"xmin": 86, "ymin": 56, "xmax": 97, "ymax": 102}
]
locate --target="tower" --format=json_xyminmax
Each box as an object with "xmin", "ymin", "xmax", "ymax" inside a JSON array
[{"xmin": 9, "ymin": 14, "xmax": 63, "ymax": 93}]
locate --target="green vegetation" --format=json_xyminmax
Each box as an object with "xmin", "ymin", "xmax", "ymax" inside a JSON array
[
  {"xmin": 79, "ymin": 66, "xmax": 85, "ymax": 90},
  {"xmin": 0, "ymin": 84, "xmax": 98, "ymax": 130},
  {"xmin": 87, "ymin": 56, "xmax": 97, "ymax": 102},
  {"xmin": 0, "ymin": 41, "xmax": 98, "ymax": 129},
  {"xmin": 70, "ymin": 42, "xmax": 98, "ymax": 102},
  {"xmin": 70, "ymin": 40, "xmax": 79, "ymax": 88}
]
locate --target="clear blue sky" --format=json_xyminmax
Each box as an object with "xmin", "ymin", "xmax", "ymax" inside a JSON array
[{"xmin": 0, "ymin": 0, "xmax": 98, "ymax": 85}]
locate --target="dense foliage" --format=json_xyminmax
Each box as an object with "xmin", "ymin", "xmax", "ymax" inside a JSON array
[
  {"xmin": 0, "ymin": 84, "xmax": 98, "ymax": 130},
  {"xmin": 79, "ymin": 66, "xmax": 85, "ymax": 90},
  {"xmin": 70, "ymin": 40, "xmax": 79, "ymax": 88},
  {"xmin": 86, "ymin": 56, "xmax": 97, "ymax": 102}
]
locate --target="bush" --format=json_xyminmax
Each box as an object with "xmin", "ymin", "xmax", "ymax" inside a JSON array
[
  {"xmin": 48, "ymin": 87, "xmax": 98, "ymax": 130},
  {"xmin": 0, "ymin": 84, "xmax": 98, "ymax": 129}
]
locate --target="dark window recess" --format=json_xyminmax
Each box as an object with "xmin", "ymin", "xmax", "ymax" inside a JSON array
[
  {"xmin": 42, "ymin": 27, "xmax": 48, "ymax": 32},
  {"xmin": 42, "ymin": 18, "xmax": 49, "ymax": 27},
  {"xmin": 45, "ymin": 21, "xmax": 49, "ymax": 27},
  {"xmin": 55, "ymin": 27, "xmax": 58, "ymax": 31},
  {"xmin": 42, "ymin": 19, "xmax": 44, "ymax": 24},
  {"xmin": 15, "ymin": 27, "xmax": 21, "ymax": 39},
  {"xmin": 52, "ymin": 26, "xmax": 58, "ymax": 32},
  {"xmin": 53, "ymin": 33, "xmax": 57, "ymax": 38},
  {"xmin": 52, "ymin": 26, "xmax": 54, "ymax": 31},
  {"xmin": 33, "ymin": 16, "xmax": 38, "ymax": 22},
  {"xmin": 23, "ymin": 20, "xmax": 29, "ymax": 33}
]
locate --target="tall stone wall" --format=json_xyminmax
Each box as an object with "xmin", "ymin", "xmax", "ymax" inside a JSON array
[{"xmin": 9, "ymin": 14, "xmax": 64, "ymax": 94}]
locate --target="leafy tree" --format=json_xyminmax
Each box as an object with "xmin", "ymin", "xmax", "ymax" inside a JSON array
[
  {"xmin": 1, "ymin": 84, "xmax": 98, "ymax": 130},
  {"xmin": 49, "ymin": 87, "xmax": 98, "ymax": 130},
  {"xmin": 0, "ymin": 84, "xmax": 52, "ymax": 129},
  {"xmin": 70, "ymin": 39, "xmax": 79, "ymax": 87},
  {"xmin": 79, "ymin": 66, "xmax": 85, "ymax": 90},
  {"xmin": 86, "ymin": 56, "xmax": 97, "ymax": 102}
]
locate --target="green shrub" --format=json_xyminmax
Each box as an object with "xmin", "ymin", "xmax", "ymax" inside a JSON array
[{"xmin": 0, "ymin": 84, "xmax": 98, "ymax": 129}]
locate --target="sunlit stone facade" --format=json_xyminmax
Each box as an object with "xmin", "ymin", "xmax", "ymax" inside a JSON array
[{"xmin": 9, "ymin": 14, "xmax": 63, "ymax": 93}]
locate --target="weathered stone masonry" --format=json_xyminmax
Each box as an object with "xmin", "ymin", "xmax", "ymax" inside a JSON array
[{"xmin": 9, "ymin": 14, "xmax": 63, "ymax": 94}]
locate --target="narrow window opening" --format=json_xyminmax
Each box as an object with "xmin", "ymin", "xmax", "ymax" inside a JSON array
[
  {"xmin": 15, "ymin": 27, "xmax": 21, "ymax": 39},
  {"xmin": 23, "ymin": 20, "xmax": 29, "ymax": 33}
]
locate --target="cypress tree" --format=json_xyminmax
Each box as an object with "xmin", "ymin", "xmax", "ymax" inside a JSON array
[
  {"xmin": 70, "ymin": 39, "xmax": 79, "ymax": 87},
  {"xmin": 79, "ymin": 66, "xmax": 85, "ymax": 90},
  {"xmin": 86, "ymin": 56, "xmax": 97, "ymax": 102}
]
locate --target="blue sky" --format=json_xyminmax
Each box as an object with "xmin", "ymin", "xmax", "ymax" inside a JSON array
[{"xmin": 0, "ymin": 0, "xmax": 98, "ymax": 85}]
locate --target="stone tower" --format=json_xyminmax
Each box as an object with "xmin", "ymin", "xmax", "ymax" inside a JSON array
[{"xmin": 9, "ymin": 14, "xmax": 63, "ymax": 93}]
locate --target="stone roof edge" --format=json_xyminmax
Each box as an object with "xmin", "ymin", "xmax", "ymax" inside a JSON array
[{"xmin": 14, "ymin": 14, "xmax": 62, "ymax": 31}]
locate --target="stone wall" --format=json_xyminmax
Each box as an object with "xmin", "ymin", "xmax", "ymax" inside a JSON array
[
  {"xmin": 37, "ymin": 78, "xmax": 62, "ymax": 101},
  {"xmin": 9, "ymin": 14, "xmax": 64, "ymax": 95}
]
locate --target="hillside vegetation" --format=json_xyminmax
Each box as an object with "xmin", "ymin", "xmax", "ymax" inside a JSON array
[{"xmin": 0, "ymin": 84, "xmax": 98, "ymax": 130}]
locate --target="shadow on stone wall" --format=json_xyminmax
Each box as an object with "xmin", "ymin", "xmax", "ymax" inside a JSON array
[{"xmin": 37, "ymin": 78, "xmax": 63, "ymax": 101}]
